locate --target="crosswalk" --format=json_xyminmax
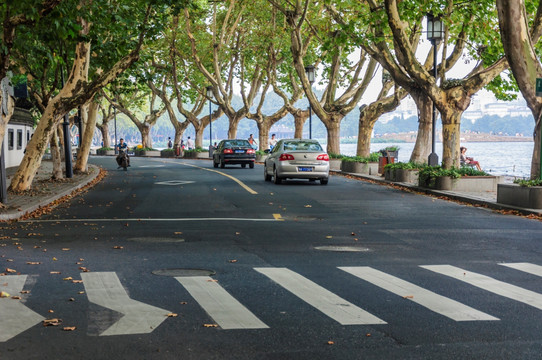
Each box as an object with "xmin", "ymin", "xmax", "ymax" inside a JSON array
[{"xmin": 2, "ymin": 262, "xmax": 542, "ymax": 341}]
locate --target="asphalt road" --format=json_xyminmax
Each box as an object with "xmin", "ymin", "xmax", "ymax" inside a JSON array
[{"xmin": 1, "ymin": 156, "xmax": 542, "ymax": 359}]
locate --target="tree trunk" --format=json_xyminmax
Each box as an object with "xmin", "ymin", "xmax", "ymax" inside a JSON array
[
  {"xmin": 228, "ymin": 116, "xmax": 242, "ymax": 139},
  {"xmin": 532, "ymin": 119, "xmax": 542, "ymax": 179},
  {"xmin": 325, "ymin": 121, "xmax": 341, "ymax": 154},
  {"xmin": 99, "ymin": 123, "xmax": 110, "ymax": 148},
  {"xmin": 441, "ymin": 112, "xmax": 462, "ymax": 169},
  {"xmin": 357, "ymin": 114, "xmax": 377, "ymax": 157},
  {"xmin": 258, "ymin": 120, "xmax": 270, "ymax": 151},
  {"xmin": 75, "ymin": 101, "xmax": 98, "ymax": 173},
  {"xmin": 195, "ymin": 125, "xmax": 204, "ymax": 148},
  {"xmin": 293, "ymin": 111, "xmax": 307, "ymax": 139},
  {"xmin": 51, "ymin": 127, "xmax": 63, "ymax": 180},
  {"xmin": 139, "ymin": 125, "xmax": 152, "ymax": 148},
  {"xmin": 410, "ymin": 93, "xmax": 433, "ymax": 163},
  {"xmin": 0, "ymin": 94, "xmax": 15, "ymax": 151}
]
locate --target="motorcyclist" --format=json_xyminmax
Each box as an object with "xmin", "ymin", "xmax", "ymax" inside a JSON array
[{"xmin": 116, "ymin": 138, "xmax": 130, "ymax": 168}]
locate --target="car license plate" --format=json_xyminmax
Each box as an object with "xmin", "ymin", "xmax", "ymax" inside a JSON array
[
  {"xmin": 298, "ymin": 167, "xmax": 313, "ymax": 172},
  {"xmin": 235, "ymin": 150, "xmax": 245, "ymax": 153}
]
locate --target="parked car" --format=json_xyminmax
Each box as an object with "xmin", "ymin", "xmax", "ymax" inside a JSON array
[
  {"xmin": 264, "ymin": 139, "xmax": 329, "ymax": 185},
  {"xmin": 212, "ymin": 139, "xmax": 256, "ymax": 168}
]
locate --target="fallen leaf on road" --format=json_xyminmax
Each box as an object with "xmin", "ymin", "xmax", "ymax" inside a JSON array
[
  {"xmin": 72, "ymin": 280, "xmax": 83, "ymax": 284},
  {"xmin": 48, "ymin": 310, "xmax": 54, "ymax": 313},
  {"xmin": 180, "ymin": 302, "xmax": 188, "ymax": 305},
  {"xmin": 167, "ymin": 313, "xmax": 178, "ymax": 317},
  {"xmin": 207, "ymin": 279, "xmax": 218, "ymax": 282},
  {"xmin": 5, "ymin": 268, "xmax": 16, "ymax": 273},
  {"xmin": 26, "ymin": 262, "xmax": 41, "ymax": 265},
  {"xmin": 326, "ymin": 236, "xmax": 332, "ymax": 239},
  {"xmin": 50, "ymin": 271, "xmax": 61, "ymax": 274},
  {"xmin": 304, "ymin": 205, "xmax": 312, "ymax": 208},
  {"xmin": 174, "ymin": 232, "xmax": 182, "ymax": 235},
  {"xmin": 62, "ymin": 248, "xmax": 70, "ymax": 251},
  {"xmin": 20, "ymin": 290, "xmax": 30, "ymax": 294},
  {"xmin": 0, "ymin": 291, "xmax": 10, "ymax": 297},
  {"xmin": 52, "ymin": 257, "xmax": 57, "ymax": 261},
  {"xmin": 366, "ymin": 333, "xmax": 371, "ymax": 337},
  {"xmin": 229, "ymin": 260, "xmax": 238, "ymax": 263},
  {"xmin": 403, "ymin": 295, "xmax": 414, "ymax": 299},
  {"xmin": 78, "ymin": 291, "xmax": 85, "ymax": 294},
  {"xmin": 203, "ymin": 324, "xmax": 218, "ymax": 328},
  {"xmin": 351, "ymin": 232, "xmax": 356, "ymax": 236},
  {"xmin": 63, "ymin": 327, "xmax": 76, "ymax": 331},
  {"xmin": 68, "ymin": 298, "xmax": 75, "ymax": 301},
  {"xmin": 43, "ymin": 319, "xmax": 62, "ymax": 326},
  {"xmin": 63, "ymin": 277, "xmax": 73, "ymax": 281},
  {"xmin": 113, "ymin": 246, "xmax": 123, "ymax": 249},
  {"xmin": 327, "ymin": 341, "xmax": 335, "ymax": 345},
  {"xmin": 11, "ymin": 296, "xmax": 21, "ymax": 300}
]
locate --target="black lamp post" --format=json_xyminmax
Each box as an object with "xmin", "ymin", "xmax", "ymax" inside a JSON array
[
  {"xmin": 427, "ymin": 12, "xmax": 443, "ymax": 166},
  {"xmin": 60, "ymin": 69, "xmax": 73, "ymax": 178},
  {"xmin": 206, "ymin": 86, "xmax": 213, "ymax": 152},
  {"xmin": 304, "ymin": 65, "xmax": 315, "ymax": 139}
]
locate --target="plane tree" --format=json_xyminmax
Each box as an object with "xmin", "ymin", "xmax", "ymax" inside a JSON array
[{"xmin": 497, "ymin": 0, "xmax": 542, "ymax": 179}]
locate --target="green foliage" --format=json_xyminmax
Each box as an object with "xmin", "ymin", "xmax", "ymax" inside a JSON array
[
  {"xmin": 384, "ymin": 162, "xmax": 425, "ymax": 170},
  {"xmin": 135, "ymin": 147, "xmax": 158, "ymax": 152},
  {"xmin": 328, "ymin": 152, "xmax": 346, "ymax": 159},
  {"xmin": 418, "ymin": 166, "xmax": 490, "ymax": 187},
  {"xmin": 98, "ymin": 147, "xmax": 114, "ymax": 151},
  {"xmin": 513, "ymin": 179, "xmax": 542, "ymax": 187},
  {"xmin": 342, "ymin": 152, "xmax": 380, "ymax": 163},
  {"xmin": 379, "ymin": 145, "xmax": 400, "ymax": 153},
  {"xmin": 185, "ymin": 147, "xmax": 208, "ymax": 153}
]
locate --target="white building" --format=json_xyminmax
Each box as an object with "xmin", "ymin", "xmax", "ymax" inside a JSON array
[{"xmin": 3, "ymin": 108, "xmax": 34, "ymax": 168}]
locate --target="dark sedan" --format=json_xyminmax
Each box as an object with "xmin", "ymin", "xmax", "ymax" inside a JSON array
[{"xmin": 212, "ymin": 139, "xmax": 256, "ymax": 168}]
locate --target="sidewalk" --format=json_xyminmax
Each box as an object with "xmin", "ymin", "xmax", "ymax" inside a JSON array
[
  {"xmin": 0, "ymin": 158, "xmax": 540, "ymax": 222},
  {"xmin": 0, "ymin": 160, "xmax": 101, "ymax": 221}
]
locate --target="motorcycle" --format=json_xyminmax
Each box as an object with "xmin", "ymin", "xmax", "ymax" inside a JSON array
[{"xmin": 116, "ymin": 150, "xmax": 129, "ymax": 171}]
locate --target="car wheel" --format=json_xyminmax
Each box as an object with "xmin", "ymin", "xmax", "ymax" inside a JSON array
[
  {"xmin": 273, "ymin": 167, "xmax": 282, "ymax": 184},
  {"xmin": 249, "ymin": 162, "xmax": 254, "ymax": 169},
  {"xmin": 264, "ymin": 165, "xmax": 272, "ymax": 181},
  {"xmin": 220, "ymin": 158, "xmax": 225, "ymax": 168},
  {"xmin": 213, "ymin": 158, "xmax": 218, "ymax": 168},
  {"xmin": 241, "ymin": 164, "xmax": 246, "ymax": 168},
  {"xmin": 320, "ymin": 178, "xmax": 329, "ymax": 185}
]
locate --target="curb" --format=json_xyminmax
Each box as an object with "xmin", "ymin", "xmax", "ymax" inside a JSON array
[{"xmin": 0, "ymin": 164, "xmax": 101, "ymax": 222}]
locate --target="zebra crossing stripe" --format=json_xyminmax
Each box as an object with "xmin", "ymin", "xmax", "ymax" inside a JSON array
[
  {"xmin": 81, "ymin": 272, "xmax": 171, "ymax": 336},
  {"xmin": 0, "ymin": 275, "xmax": 44, "ymax": 342},
  {"xmin": 254, "ymin": 267, "xmax": 386, "ymax": 325},
  {"xmin": 500, "ymin": 263, "xmax": 542, "ymax": 277},
  {"xmin": 339, "ymin": 267, "xmax": 498, "ymax": 321},
  {"xmin": 175, "ymin": 276, "xmax": 268, "ymax": 329},
  {"xmin": 421, "ymin": 265, "xmax": 542, "ymax": 311}
]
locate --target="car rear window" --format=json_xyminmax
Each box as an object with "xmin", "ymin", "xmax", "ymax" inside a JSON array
[
  {"xmin": 224, "ymin": 140, "xmax": 251, "ymax": 147},
  {"xmin": 283, "ymin": 141, "xmax": 323, "ymax": 151}
]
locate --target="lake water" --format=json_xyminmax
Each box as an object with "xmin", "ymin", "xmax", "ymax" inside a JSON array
[{"xmin": 338, "ymin": 142, "xmax": 534, "ymax": 178}]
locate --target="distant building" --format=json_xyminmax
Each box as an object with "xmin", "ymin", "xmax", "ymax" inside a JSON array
[{"xmin": 2, "ymin": 108, "xmax": 34, "ymax": 168}]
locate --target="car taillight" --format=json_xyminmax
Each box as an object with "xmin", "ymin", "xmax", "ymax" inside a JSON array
[
  {"xmin": 223, "ymin": 148, "xmax": 233, "ymax": 154},
  {"xmin": 246, "ymin": 149, "xmax": 255, "ymax": 154},
  {"xmin": 279, "ymin": 153, "xmax": 295, "ymax": 161},
  {"xmin": 317, "ymin": 154, "xmax": 329, "ymax": 161}
]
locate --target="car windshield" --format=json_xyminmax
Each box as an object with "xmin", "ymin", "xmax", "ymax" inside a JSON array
[
  {"xmin": 283, "ymin": 141, "xmax": 323, "ymax": 151},
  {"xmin": 223, "ymin": 140, "xmax": 250, "ymax": 147}
]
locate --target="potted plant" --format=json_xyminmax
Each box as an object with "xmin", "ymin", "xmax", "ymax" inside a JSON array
[
  {"xmin": 184, "ymin": 147, "xmax": 209, "ymax": 159},
  {"xmin": 255, "ymin": 150, "xmax": 268, "ymax": 162},
  {"xmin": 384, "ymin": 162, "xmax": 424, "ymax": 183},
  {"xmin": 340, "ymin": 153, "xmax": 380, "ymax": 175},
  {"xmin": 96, "ymin": 147, "xmax": 115, "ymax": 156},
  {"xmin": 134, "ymin": 146, "xmax": 160, "ymax": 157},
  {"xmin": 160, "ymin": 148, "xmax": 176, "ymax": 158},
  {"xmin": 328, "ymin": 152, "xmax": 344, "ymax": 171},
  {"xmin": 418, "ymin": 166, "xmax": 500, "ymax": 191},
  {"xmin": 497, "ymin": 179, "xmax": 542, "ymax": 209}
]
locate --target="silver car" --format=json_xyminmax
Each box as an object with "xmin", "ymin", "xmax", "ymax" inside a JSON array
[{"xmin": 264, "ymin": 139, "xmax": 330, "ymax": 185}]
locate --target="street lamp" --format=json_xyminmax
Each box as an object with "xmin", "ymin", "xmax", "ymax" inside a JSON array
[
  {"xmin": 113, "ymin": 106, "xmax": 118, "ymax": 155},
  {"xmin": 305, "ymin": 65, "xmax": 315, "ymax": 139},
  {"xmin": 427, "ymin": 12, "xmax": 443, "ymax": 166},
  {"xmin": 60, "ymin": 68, "xmax": 73, "ymax": 178},
  {"xmin": 206, "ymin": 86, "xmax": 213, "ymax": 153}
]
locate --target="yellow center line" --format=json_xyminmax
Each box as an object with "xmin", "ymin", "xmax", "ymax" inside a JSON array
[
  {"xmin": 273, "ymin": 214, "xmax": 284, "ymax": 221},
  {"xmin": 179, "ymin": 162, "xmax": 258, "ymax": 195}
]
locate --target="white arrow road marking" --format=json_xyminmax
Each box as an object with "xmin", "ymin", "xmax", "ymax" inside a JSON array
[
  {"xmin": 155, "ymin": 180, "xmax": 195, "ymax": 186},
  {"xmin": 175, "ymin": 276, "xmax": 268, "ymax": 329},
  {"xmin": 339, "ymin": 267, "xmax": 498, "ymax": 321},
  {"xmin": 421, "ymin": 265, "xmax": 542, "ymax": 311},
  {"xmin": 81, "ymin": 272, "xmax": 171, "ymax": 336},
  {"xmin": 0, "ymin": 275, "xmax": 44, "ymax": 342},
  {"xmin": 500, "ymin": 263, "xmax": 542, "ymax": 277},
  {"xmin": 254, "ymin": 267, "xmax": 386, "ymax": 325}
]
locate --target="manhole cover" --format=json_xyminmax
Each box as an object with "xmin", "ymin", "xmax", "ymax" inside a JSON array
[
  {"xmin": 127, "ymin": 237, "xmax": 185, "ymax": 243},
  {"xmin": 152, "ymin": 268, "xmax": 216, "ymax": 277},
  {"xmin": 313, "ymin": 246, "xmax": 371, "ymax": 252}
]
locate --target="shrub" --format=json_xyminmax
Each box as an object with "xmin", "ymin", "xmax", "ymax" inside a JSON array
[
  {"xmin": 418, "ymin": 166, "xmax": 490, "ymax": 187},
  {"xmin": 384, "ymin": 161, "xmax": 425, "ymax": 170},
  {"xmin": 514, "ymin": 179, "xmax": 542, "ymax": 187},
  {"xmin": 97, "ymin": 147, "xmax": 113, "ymax": 151},
  {"xmin": 328, "ymin": 152, "xmax": 346, "ymax": 159},
  {"xmin": 342, "ymin": 152, "xmax": 380, "ymax": 163}
]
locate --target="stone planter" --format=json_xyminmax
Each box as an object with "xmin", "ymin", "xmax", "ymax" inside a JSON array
[
  {"xmin": 341, "ymin": 160, "xmax": 378, "ymax": 175},
  {"xmin": 256, "ymin": 154, "xmax": 268, "ymax": 163},
  {"xmin": 183, "ymin": 151, "xmax": 197, "ymax": 159},
  {"xmin": 497, "ymin": 184, "xmax": 542, "ymax": 209},
  {"xmin": 329, "ymin": 159, "xmax": 342, "ymax": 171},
  {"xmin": 395, "ymin": 169, "xmax": 419, "ymax": 183},
  {"xmin": 384, "ymin": 168, "xmax": 395, "ymax": 181},
  {"xmin": 160, "ymin": 149, "xmax": 176, "ymax": 158},
  {"xmin": 135, "ymin": 150, "xmax": 160, "ymax": 157},
  {"xmin": 421, "ymin": 176, "xmax": 503, "ymax": 191},
  {"xmin": 96, "ymin": 149, "xmax": 115, "ymax": 156}
]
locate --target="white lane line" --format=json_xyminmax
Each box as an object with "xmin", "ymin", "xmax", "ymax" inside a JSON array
[
  {"xmin": 254, "ymin": 267, "xmax": 386, "ymax": 325},
  {"xmin": 81, "ymin": 272, "xmax": 171, "ymax": 336},
  {"xmin": 0, "ymin": 275, "xmax": 44, "ymax": 342},
  {"xmin": 21, "ymin": 217, "xmax": 281, "ymax": 223},
  {"xmin": 421, "ymin": 265, "xmax": 542, "ymax": 311},
  {"xmin": 339, "ymin": 266, "xmax": 498, "ymax": 321},
  {"xmin": 175, "ymin": 276, "xmax": 268, "ymax": 330},
  {"xmin": 500, "ymin": 263, "xmax": 542, "ymax": 277},
  {"xmin": 175, "ymin": 162, "xmax": 258, "ymax": 195}
]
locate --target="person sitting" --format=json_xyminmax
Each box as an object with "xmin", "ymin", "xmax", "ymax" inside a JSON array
[
  {"xmin": 460, "ymin": 146, "xmax": 481, "ymax": 171},
  {"xmin": 116, "ymin": 138, "xmax": 130, "ymax": 168}
]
